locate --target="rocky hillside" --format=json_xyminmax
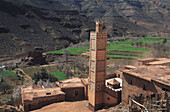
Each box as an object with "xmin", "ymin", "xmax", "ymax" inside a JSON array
[
  {"xmin": 0, "ymin": 0, "xmax": 170, "ymax": 57},
  {"xmin": 59, "ymin": 0, "xmax": 170, "ymax": 37},
  {"xmin": 0, "ymin": 0, "xmax": 94, "ymax": 56}
]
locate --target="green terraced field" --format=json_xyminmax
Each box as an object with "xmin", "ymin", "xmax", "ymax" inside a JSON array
[
  {"xmin": 0, "ymin": 71, "xmax": 16, "ymax": 76},
  {"xmin": 47, "ymin": 47, "xmax": 89, "ymax": 55},
  {"xmin": 50, "ymin": 71, "xmax": 68, "ymax": 81},
  {"xmin": 47, "ymin": 37, "xmax": 170, "ymax": 59}
]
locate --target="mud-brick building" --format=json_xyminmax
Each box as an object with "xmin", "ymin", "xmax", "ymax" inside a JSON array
[
  {"xmin": 121, "ymin": 65, "xmax": 170, "ymax": 104},
  {"xmin": 56, "ymin": 78, "xmax": 88, "ymax": 101},
  {"xmin": 21, "ymin": 78, "xmax": 88, "ymax": 112},
  {"xmin": 138, "ymin": 58, "xmax": 170, "ymax": 66},
  {"xmin": 21, "ymin": 86, "xmax": 65, "ymax": 112}
]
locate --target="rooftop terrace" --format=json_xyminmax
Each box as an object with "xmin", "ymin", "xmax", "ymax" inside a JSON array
[
  {"xmin": 22, "ymin": 86, "xmax": 65, "ymax": 101},
  {"xmin": 121, "ymin": 65, "xmax": 170, "ymax": 86}
]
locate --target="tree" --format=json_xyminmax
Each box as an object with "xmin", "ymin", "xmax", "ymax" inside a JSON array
[
  {"xmin": 63, "ymin": 50, "xmax": 70, "ymax": 63},
  {"xmin": 0, "ymin": 77, "xmax": 12, "ymax": 94},
  {"xmin": 37, "ymin": 80, "xmax": 56, "ymax": 88},
  {"xmin": 131, "ymin": 42, "xmax": 134, "ymax": 47},
  {"xmin": 163, "ymin": 38, "xmax": 167, "ymax": 45},
  {"xmin": 33, "ymin": 68, "xmax": 58, "ymax": 84}
]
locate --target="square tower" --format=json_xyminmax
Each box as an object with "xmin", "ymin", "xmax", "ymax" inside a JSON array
[{"xmin": 88, "ymin": 21, "xmax": 107, "ymax": 111}]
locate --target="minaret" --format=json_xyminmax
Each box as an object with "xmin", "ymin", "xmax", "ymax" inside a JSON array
[{"xmin": 88, "ymin": 21, "xmax": 107, "ymax": 111}]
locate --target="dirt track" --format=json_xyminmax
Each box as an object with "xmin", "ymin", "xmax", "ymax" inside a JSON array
[
  {"xmin": 31, "ymin": 100, "xmax": 128, "ymax": 112},
  {"xmin": 32, "ymin": 100, "xmax": 92, "ymax": 112}
]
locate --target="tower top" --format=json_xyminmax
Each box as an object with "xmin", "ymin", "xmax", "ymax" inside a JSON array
[{"xmin": 96, "ymin": 21, "xmax": 103, "ymax": 33}]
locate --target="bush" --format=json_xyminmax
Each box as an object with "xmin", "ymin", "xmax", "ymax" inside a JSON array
[
  {"xmin": 33, "ymin": 68, "xmax": 58, "ymax": 84},
  {"xmin": 0, "ymin": 77, "xmax": 12, "ymax": 94}
]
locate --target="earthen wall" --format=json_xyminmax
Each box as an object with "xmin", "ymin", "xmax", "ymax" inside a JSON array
[
  {"xmin": 61, "ymin": 87, "xmax": 85, "ymax": 101},
  {"xmin": 24, "ymin": 94, "xmax": 65, "ymax": 112},
  {"xmin": 122, "ymin": 73, "xmax": 170, "ymax": 103}
]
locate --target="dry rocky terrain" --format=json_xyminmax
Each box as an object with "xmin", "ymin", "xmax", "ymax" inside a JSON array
[{"xmin": 0, "ymin": 0, "xmax": 170, "ymax": 58}]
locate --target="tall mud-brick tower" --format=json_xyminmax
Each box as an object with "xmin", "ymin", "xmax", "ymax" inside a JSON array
[{"xmin": 88, "ymin": 21, "xmax": 107, "ymax": 111}]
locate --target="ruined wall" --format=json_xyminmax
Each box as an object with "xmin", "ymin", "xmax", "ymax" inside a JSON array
[
  {"xmin": 24, "ymin": 94, "xmax": 65, "ymax": 112},
  {"xmin": 61, "ymin": 87, "xmax": 85, "ymax": 101}
]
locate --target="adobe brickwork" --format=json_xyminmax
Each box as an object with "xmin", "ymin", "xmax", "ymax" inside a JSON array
[
  {"xmin": 24, "ymin": 94, "xmax": 65, "ymax": 112},
  {"xmin": 21, "ymin": 86, "xmax": 65, "ymax": 112},
  {"xmin": 88, "ymin": 21, "xmax": 121, "ymax": 111},
  {"xmin": 61, "ymin": 87, "xmax": 85, "ymax": 101},
  {"xmin": 22, "ymin": 78, "xmax": 89, "ymax": 112},
  {"xmin": 88, "ymin": 21, "xmax": 108, "ymax": 111},
  {"xmin": 121, "ymin": 64, "xmax": 170, "ymax": 104}
]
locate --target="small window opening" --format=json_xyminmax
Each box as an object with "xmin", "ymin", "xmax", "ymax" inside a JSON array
[
  {"xmin": 143, "ymin": 85, "xmax": 146, "ymax": 90},
  {"xmin": 99, "ymin": 64, "xmax": 103, "ymax": 68},
  {"xmin": 75, "ymin": 90, "xmax": 78, "ymax": 96},
  {"xmin": 162, "ymin": 88, "xmax": 168, "ymax": 91},
  {"xmin": 107, "ymin": 97, "xmax": 110, "ymax": 100},
  {"xmin": 46, "ymin": 93, "xmax": 51, "ymax": 95},
  {"xmin": 151, "ymin": 94, "xmax": 155, "ymax": 98},
  {"xmin": 129, "ymin": 80, "xmax": 132, "ymax": 85}
]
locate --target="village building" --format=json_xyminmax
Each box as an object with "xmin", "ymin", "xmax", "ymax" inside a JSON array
[
  {"xmin": 138, "ymin": 58, "xmax": 170, "ymax": 66},
  {"xmin": 21, "ymin": 86, "xmax": 65, "ymax": 112},
  {"xmin": 121, "ymin": 58, "xmax": 170, "ymax": 111},
  {"xmin": 21, "ymin": 78, "xmax": 88, "ymax": 112},
  {"xmin": 21, "ymin": 21, "xmax": 170, "ymax": 112},
  {"xmin": 56, "ymin": 78, "xmax": 88, "ymax": 101}
]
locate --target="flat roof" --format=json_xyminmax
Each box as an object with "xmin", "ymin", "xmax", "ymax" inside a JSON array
[
  {"xmin": 148, "ymin": 58, "xmax": 170, "ymax": 65},
  {"xmin": 121, "ymin": 65, "xmax": 170, "ymax": 86},
  {"xmin": 57, "ymin": 78, "xmax": 86, "ymax": 88},
  {"xmin": 22, "ymin": 86, "xmax": 65, "ymax": 101},
  {"xmin": 137, "ymin": 58, "xmax": 158, "ymax": 62},
  {"xmin": 138, "ymin": 58, "xmax": 170, "ymax": 66}
]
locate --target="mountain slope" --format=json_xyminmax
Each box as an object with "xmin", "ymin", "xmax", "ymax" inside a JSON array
[
  {"xmin": 0, "ymin": 0, "xmax": 94, "ymax": 56},
  {"xmin": 58, "ymin": 0, "xmax": 170, "ymax": 37},
  {"xmin": 1, "ymin": 0, "xmax": 170, "ymax": 57}
]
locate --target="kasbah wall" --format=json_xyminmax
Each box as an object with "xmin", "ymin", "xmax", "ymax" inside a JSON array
[{"xmin": 122, "ymin": 73, "xmax": 170, "ymax": 103}]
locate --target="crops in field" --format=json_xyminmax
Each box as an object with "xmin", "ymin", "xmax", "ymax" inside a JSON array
[
  {"xmin": 50, "ymin": 71, "xmax": 68, "ymax": 81},
  {"xmin": 47, "ymin": 37, "xmax": 170, "ymax": 59}
]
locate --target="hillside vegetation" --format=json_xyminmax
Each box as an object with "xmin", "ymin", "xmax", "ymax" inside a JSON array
[{"xmin": 47, "ymin": 37, "xmax": 170, "ymax": 59}]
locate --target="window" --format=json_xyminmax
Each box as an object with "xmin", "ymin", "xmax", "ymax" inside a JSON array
[
  {"xmin": 75, "ymin": 90, "xmax": 78, "ymax": 96},
  {"xmin": 107, "ymin": 97, "xmax": 110, "ymax": 100},
  {"xmin": 143, "ymin": 85, "xmax": 146, "ymax": 90},
  {"xmin": 46, "ymin": 93, "xmax": 51, "ymax": 95},
  {"xmin": 162, "ymin": 88, "xmax": 168, "ymax": 91},
  {"xmin": 99, "ymin": 64, "xmax": 103, "ymax": 68},
  {"xmin": 151, "ymin": 94, "xmax": 155, "ymax": 98},
  {"xmin": 118, "ymin": 74, "xmax": 120, "ymax": 78},
  {"xmin": 129, "ymin": 80, "xmax": 132, "ymax": 85}
]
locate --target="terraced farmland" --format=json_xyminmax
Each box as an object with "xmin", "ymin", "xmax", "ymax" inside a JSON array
[{"xmin": 47, "ymin": 37, "xmax": 170, "ymax": 59}]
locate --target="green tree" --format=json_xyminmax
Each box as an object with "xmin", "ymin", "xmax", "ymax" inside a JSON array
[
  {"xmin": 0, "ymin": 77, "xmax": 12, "ymax": 94},
  {"xmin": 33, "ymin": 68, "xmax": 58, "ymax": 84}
]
